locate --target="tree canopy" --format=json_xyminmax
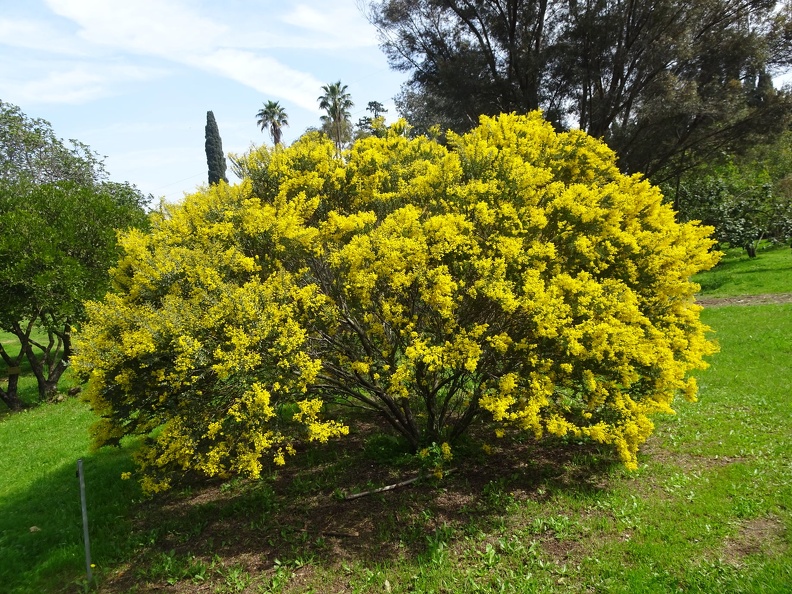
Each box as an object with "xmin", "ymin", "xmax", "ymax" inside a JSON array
[
  {"xmin": 256, "ymin": 100, "xmax": 289, "ymax": 146},
  {"xmin": 366, "ymin": 0, "xmax": 792, "ymax": 181},
  {"xmin": 675, "ymin": 132, "xmax": 792, "ymax": 256},
  {"xmin": 74, "ymin": 113, "xmax": 718, "ymax": 493},
  {"xmin": 356, "ymin": 100, "xmax": 390, "ymax": 139},
  {"xmin": 0, "ymin": 101, "xmax": 149, "ymax": 410},
  {"xmin": 0, "ymin": 100, "xmax": 105, "ymax": 184}
]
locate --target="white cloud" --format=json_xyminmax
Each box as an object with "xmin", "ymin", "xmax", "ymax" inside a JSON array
[
  {"xmin": 0, "ymin": 63, "xmax": 168, "ymax": 105},
  {"xmin": 45, "ymin": 0, "xmax": 226, "ymax": 57},
  {"xmin": 0, "ymin": 0, "xmax": 407, "ymax": 203},
  {"xmin": 198, "ymin": 49, "xmax": 323, "ymax": 112},
  {"xmin": 40, "ymin": 0, "xmax": 331, "ymax": 108},
  {"xmin": 281, "ymin": 3, "xmax": 378, "ymax": 47},
  {"xmin": 0, "ymin": 18, "xmax": 87, "ymax": 55}
]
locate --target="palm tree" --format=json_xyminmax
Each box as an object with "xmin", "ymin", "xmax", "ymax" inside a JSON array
[
  {"xmin": 256, "ymin": 100, "xmax": 288, "ymax": 146},
  {"xmin": 318, "ymin": 81, "xmax": 354, "ymax": 155}
]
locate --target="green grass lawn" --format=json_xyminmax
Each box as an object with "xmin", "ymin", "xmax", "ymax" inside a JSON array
[
  {"xmin": 1, "ymin": 252, "xmax": 790, "ymax": 593},
  {"xmin": 694, "ymin": 243, "xmax": 792, "ymax": 297}
]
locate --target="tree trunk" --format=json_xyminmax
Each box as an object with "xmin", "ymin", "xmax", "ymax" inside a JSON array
[
  {"xmin": 16, "ymin": 318, "xmax": 72, "ymax": 401},
  {"xmin": 0, "ymin": 373, "xmax": 24, "ymax": 411},
  {"xmin": 0, "ymin": 340, "xmax": 25, "ymax": 411}
]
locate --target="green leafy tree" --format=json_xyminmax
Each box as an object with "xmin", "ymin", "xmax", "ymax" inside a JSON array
[
  {"xmin": 74, "ymin": 113, "xmax": 718, "ymax": 493},
  {"xmin": 0, "ymin": 100, "xmax": 105, "ymax": 184},
  {"xmin": 0, "ymin": 101, "xmax": 148, "ymax": 411},
  {"xmin": 676, "ymin": 144, "xmax": 792, "ymax": 256},
  {"xmin": 256, "ymin": 100, "xmax": 289, "ymax": 146},
  {"xmin": 318, "ymin": 81, "xmax": 354, "ymax": 154},
  {"xmin": 205, "ymin": 110, "xmax": 228, "ymax": 185},
  {"xmin": 366, "ymin": 0, "xmax": 792, "ymax": 181}
]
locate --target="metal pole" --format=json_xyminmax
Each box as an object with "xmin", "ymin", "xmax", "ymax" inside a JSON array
[{"xmin": 77, "ymin": 459, "xmax": 92, "ymax": 583}]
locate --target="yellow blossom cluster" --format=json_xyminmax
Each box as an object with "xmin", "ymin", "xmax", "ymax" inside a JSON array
[{"xmin": 73, "ymin": 112, "xmax": 718, "ymax": 491}]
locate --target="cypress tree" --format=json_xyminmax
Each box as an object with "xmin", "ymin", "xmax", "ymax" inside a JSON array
[{"xmin": 205, "ymin": 111, "xmax": 228, "ymax": 185}]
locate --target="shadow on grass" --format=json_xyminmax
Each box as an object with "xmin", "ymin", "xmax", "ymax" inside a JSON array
[
  {"xmin": 0, "ymin": 444, "xmax": 140, "ymax": 594},
  {"xmin": 97, "ymin": 423, "xmax": 619, "ymax": 592}
]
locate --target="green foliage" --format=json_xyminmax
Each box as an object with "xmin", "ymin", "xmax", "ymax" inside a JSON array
[
  {"xmin": 0, "ymin": 101, "xmax": 149, "ymax": 411},
  {"xmin": 368, "ymin": 0, "xmax": 792, "ymax": 180},
  {"xmin": 356, "ymin": 101, "xmax": 389, "ymax": 139},
  {"xmin": 0, "ymin": 180, "xmax": 147, "ymax": 322},
  {"xmin": 205, "ymin": 110, "xmax": 228, "ymax": 185},
  {"xmin": 0, "ymin": 180, "xmax": 148, "ymax": 409},
  {"xmin": 318, "ymin": 80, "xmax": 354, "ymax": 154},
  {"xmin": 74, "ymin": 112, "xmax": 718, "ymax": 492},
  {"xmin": 0, "ymin": 100, "xmax": 105, "ymax": 185},
  {"xmin": 676, "ymin": 137, "xmax": 792, "ymax": 256}
]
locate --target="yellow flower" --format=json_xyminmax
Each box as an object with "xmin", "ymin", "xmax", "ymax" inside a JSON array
[{"xmin": 72, "ymin": 112, "xmax": 717, "ymax": 492}]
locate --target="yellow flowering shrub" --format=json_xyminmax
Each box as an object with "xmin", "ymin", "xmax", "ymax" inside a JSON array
[{"xmin": 73, "ymin": 113, "xmax": 718, "ymax": 492}]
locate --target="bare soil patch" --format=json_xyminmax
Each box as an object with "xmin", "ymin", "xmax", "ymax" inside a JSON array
[
  {"xmin": 640, "ymin": 435, "xmax": 749, "ymax": 472},
  {"xmin": 696, "ymin": 292, "xmax": 792, "ymax": 307},
  {"xmin": 722, "ymin": 515, "xmax": 788, "ymax": 566}
]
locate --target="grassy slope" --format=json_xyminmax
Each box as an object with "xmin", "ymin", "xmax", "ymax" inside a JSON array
[
  {"xmin": 694, "ymin": 244, "xmax": 792, "ymax": 297},
  {"xmin": 0, "ymin": 248, "xmax": 790, "ymax": 593}
]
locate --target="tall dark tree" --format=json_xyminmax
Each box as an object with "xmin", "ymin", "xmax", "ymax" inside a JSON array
[
  {"xmin": 205, "ymin": 110, "xmax": 228, "ymax": 185},
  {"xmin": 367, "ymin": 0, "xmax": 792, "ymax": 181}
]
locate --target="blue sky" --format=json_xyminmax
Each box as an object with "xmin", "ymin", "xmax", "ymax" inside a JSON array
[{"xmin": 0, "ymin": 0, "xmax": 408, "ymax": 202}]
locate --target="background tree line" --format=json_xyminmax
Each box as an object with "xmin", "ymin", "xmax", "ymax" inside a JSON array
[
  {"xmin": 366, "ymin": 0, "xmax": 792, "ymax": 179},
  {"xmin": 224, "ymin": 1, "xmax": 792, "ymax": 255},
  {"xmin": 364, "ymin": 0, "xmax": 792, "ymax": 252}
]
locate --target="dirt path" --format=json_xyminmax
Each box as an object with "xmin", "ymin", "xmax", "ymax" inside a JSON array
[{"xmin": 696, "ymin": 292, "xmax": 792, "ymax": 307}]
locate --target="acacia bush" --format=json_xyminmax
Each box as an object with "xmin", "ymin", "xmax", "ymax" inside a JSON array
[{"xmin": 73, "ymin": 113, "xmax": 718, "ymax": 493}]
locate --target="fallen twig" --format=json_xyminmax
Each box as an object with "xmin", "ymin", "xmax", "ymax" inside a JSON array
[{"xmin": 342, "ymin": 468, "xmax": 456, "ymax": 501}]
